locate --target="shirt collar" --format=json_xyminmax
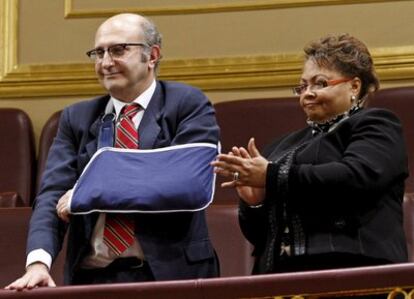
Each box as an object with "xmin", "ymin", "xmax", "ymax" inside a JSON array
[
  {"xmin": 307, "ymin": 105, "xmax": 362, "ymax": 136},
  {"xmin": 111, "ymin": 79, "xmax": 156, "ymax": 118}
]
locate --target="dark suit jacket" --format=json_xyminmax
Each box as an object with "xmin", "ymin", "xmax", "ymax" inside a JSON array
[
  {"xmin": 239, "ymin": 108, "xmax": 408, "ymax": 274},
  {"xmin": 28, "ymin": 81, "xmax": 220, "ymax": 284}
]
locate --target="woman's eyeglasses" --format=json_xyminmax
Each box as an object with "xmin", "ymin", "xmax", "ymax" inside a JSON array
[{"xmin": 292, "ymin": 78, "xmax": 352, "ymax": 96}]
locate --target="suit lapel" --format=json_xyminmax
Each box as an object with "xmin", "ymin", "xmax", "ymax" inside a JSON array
[
  {"xmin": 139, "ymin": 82, "xmax": 163, "ymax": 149},
  {"xmin": 81, "ymin": 96, "xmax": 111, "ymax": 239},
  {"xmin": 79, "ymin": 87, "xmax": 164, "ymax": 162},
  {"xmin": 82, "ymin": 116, "xmax": 101, "ymax": 240},
  {"xmin": 84, "ymin": 117, "xmax": 100, "ymax": 159}
]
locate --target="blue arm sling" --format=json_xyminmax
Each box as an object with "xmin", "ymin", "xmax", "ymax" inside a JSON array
[{"xmin": 69, "ymin": 113, "xmax": 218, "ymax": 214}]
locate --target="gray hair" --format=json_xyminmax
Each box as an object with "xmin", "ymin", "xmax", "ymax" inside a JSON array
[{"xmin": 140, "ymin": 17, "xmax": 163, "ymax": 73}]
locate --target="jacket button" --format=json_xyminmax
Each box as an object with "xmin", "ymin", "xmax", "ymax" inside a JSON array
[{"xmin": 334, "ymin": 219, "xmax": 346, "ymax": 229}]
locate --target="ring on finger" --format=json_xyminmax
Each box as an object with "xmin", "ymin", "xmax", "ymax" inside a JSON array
[{"xmin": 233, "ymin": 171, "xmax": 240, "ymax": 181}]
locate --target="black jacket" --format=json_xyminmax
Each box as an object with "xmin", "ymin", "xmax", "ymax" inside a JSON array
[{"xmin": 239, "ymin": 108, "xmax": 408, "ymax": 274}]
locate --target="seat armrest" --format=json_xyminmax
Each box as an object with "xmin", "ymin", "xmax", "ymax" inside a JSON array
[{"xmin": 0, "ymin": 192, "xmax": 25, "ymax": 207}]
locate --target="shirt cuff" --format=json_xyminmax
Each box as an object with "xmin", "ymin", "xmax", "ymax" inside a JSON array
[{"xmin": 26, "ymin": 249, "xmax": 52, "ymax": 270}]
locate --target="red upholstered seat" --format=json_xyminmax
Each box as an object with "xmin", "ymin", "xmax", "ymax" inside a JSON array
[
  {"xmin": 36, "ymin": 110, "xmax": 62, "ymax": 196},
  {"xmin": 214, "ymin": 97, "xmax": 305, "ymax": 154},
  {"xmin": 213, "ymin": 98, "xmax": 305, "ymax": 204},
  {"xmin": 0, "ymin": 208, "xmax": 65, "ymax": 287},
  {"xmin": 206, "ymin": 204, "xmax": 254, "ymax": 277},
  {"xmin": 0, "ymin": 108, "xmax": 35, "ymax": 206},
  {"xmin": 0, "ymin": 192, "xmax": 24, "ymax": 207},
  {"xmin": 403, "ymin": 193, "xmax": 414, "ymax": 262}
]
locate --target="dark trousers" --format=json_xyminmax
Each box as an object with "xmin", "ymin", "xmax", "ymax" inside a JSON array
[{"xmin": 72, "ymin": 257, "xmax": 155, "ymax": 285}]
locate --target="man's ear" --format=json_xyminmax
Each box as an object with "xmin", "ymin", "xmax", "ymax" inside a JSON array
[{"xmin": 148, "ymin": 45, "xmax": 161, "ymax": 69}]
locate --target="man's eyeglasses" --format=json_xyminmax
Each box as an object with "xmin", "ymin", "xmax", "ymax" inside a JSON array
[
  {"xmin": 292, "ymin": 78, "xmax": 352, "ymax": 96},
  {"xmin": 86, "ymin": 43, "xmax": 149, "ymax": 61}
]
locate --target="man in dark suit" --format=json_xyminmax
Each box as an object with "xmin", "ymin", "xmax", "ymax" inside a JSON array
[{"xmin": 7, "ymin": 13, "xmax": 219, "ymax": 289}]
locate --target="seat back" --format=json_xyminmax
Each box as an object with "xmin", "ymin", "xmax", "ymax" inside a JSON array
[
  {"xmin": 206, "ymin": 204, "xmax": 254, "ymax": 277},
  {"xmin": 36, "ymin": 110, "xmax": 61, "ymax": 196},
  {"xmin": 214, "ymin": 97, "xmax": 305, "ymax": 153},
  {"xmin": 403, "ymin": 193, "xmax": 414, "ymax": 262},
  {"xmin": 0, "ymin": 192, "xmax": 24, "ymax": 208},
  {"xmin": 0, "ymin": 208, "xmax": 65, "ymax": 286},
  {"xmin": 213, "ymin": 98, "xmax": 306, "ymax": 204},
  {"xmin": 0, "ymin": 108, "xmax": 35, "ymax": 206},
  {"xmin": 367, "ymin": 87, "xmax": 414, "ymax": 192}
]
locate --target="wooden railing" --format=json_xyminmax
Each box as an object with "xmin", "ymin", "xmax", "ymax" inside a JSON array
[{"xmin": 1, "ymin": 263, "xmax": 414, "ymax": 298}]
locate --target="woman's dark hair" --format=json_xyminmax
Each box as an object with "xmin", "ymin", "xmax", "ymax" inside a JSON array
[{"xmin": 304, "ymin": 33, "xmax": 379, "ymax": 99}]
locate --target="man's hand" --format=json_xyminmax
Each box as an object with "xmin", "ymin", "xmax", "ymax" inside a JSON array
[
  {"xmin": 5, "ymin": 262, "xmax": 56, "ymax": 290},
  {"xmin": 56, "ymin": 189, "xmax": 73, "ymax": 223}
]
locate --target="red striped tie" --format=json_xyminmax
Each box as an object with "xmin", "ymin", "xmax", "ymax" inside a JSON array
[{"xmin": 103, "ymin": 103, "xmax": 140, "ymax": 255}]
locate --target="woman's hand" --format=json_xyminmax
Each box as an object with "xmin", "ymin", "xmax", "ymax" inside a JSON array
[{"xmin": 211, "ymin": 138, "xmax": 268, "ymax": 206}]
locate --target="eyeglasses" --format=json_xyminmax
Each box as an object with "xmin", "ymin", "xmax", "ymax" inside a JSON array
[
  {"xmin": 292, "ymin": 78, "xmax": 352, "ymax": 96},
  {"xmin": 86, "ymin": 43, "xmax": 149, "ymax": 61}
]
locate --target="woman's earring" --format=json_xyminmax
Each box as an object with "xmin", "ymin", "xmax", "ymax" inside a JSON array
[{"xmin": 351, "ymin": 95, "xmax": 356, "ymax": 103}]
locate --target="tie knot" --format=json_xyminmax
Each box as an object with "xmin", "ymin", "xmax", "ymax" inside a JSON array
[{"xmin": 121, "ymin": 103, "xmax": 140, "ymax": 119}]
